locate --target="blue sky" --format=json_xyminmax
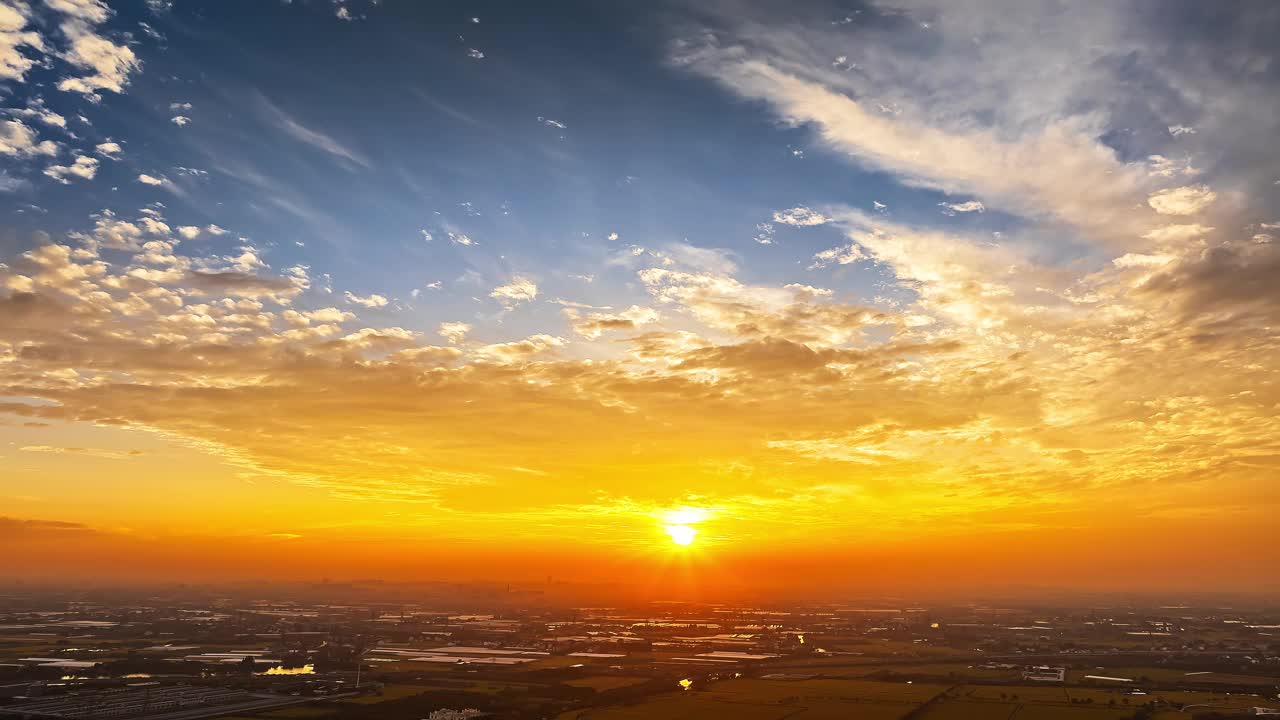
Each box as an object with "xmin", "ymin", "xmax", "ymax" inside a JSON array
[{"xmin": 2, "ymin": 0, "xmax": 1013, "ymax": 343}]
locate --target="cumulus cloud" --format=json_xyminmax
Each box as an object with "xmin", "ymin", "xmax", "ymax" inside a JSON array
[
  {"xmin": 43, "ymin": 154, "xmax": 97, "ymax": 183},
  {"xmin": 1147, "ymin": 185, "xmax": 1217, "ymax": 216},
  {"xmin": 489, "ymin": 276, "xmax": 538, "ymax": 308},
  {"xmin": 343, "ymin": 290, "xmax": 389, "ymax": 308},
  {"xmin": 137, "ymin": 173, "xmax": 165, "ymax": 185},
  {"xmin": 0, "ymin": 119, "xmax": 58, "ymax": 157},
  {"xmin": 94, "ymin": 140, "xmax": 121, "ymax": 158},
  {"xmin": 566, "ymin": 305, "xmax": 659, "ymax": 338},
  {"xmin": 772, "ymin": 206, "xmax": 830, "ymax": 226},
  {"xmin": 54, "ymin": 13, "xmax": 141, "ymax": 97},
  {"xmin": 0, "ymin": 2, "xmax": 45, "ymax": 82},
  {"xmin": 438, "ymin": 321, "xmax": 472, "ymax": 344}
]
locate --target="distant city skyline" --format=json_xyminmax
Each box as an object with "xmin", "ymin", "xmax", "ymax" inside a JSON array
[{"xmin": 1, "ymin": 0, "xmax": 1278, "ymax": 594}]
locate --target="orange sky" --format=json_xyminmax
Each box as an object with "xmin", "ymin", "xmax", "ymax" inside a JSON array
[{"xmin": 3, "ymin": 1, "xmax": 1280, "ymax": 598}]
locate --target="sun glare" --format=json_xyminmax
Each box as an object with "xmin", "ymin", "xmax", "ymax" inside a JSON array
[{"xmin": 666, "ymin": 524, "xmax": 697, "ymax": 546}]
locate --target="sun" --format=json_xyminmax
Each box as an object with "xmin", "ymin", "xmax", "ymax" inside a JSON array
[{"xmin": 665, "ymin": 524, "xmax": 697, "ymax": 546}]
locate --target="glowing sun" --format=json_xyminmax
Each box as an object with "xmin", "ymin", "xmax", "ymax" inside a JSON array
[{"xmin": 665, "ymin": 524, "xmax": 697, "ymax": 546}]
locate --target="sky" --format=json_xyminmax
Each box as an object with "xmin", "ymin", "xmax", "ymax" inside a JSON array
[{"xmin": 1, "ymin": 0, "xmax": 1278, "ymax": 596}]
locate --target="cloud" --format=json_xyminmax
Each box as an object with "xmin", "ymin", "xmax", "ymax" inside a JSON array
[
  {"xmin": 1141, "ymin": 224, "xmax": 1213, "ymax": 244},
  {"xmin": 54, "ymin": 14, "xmax": 141, "ymax": 97},
  {"xmin": 438, "ymin": 321, "xmax": 472, "ymax": 344},
  {"xmin": 474, "ymin": 334, "xmax": 564, "ymax": 363},
  {"xmin": 43, "ymin": 154, "xmax": 98, "ymax": 183},
  {"xmin": 94, "ymin": 140, "xmax": 121, "ymax": 158},
  {"xmin": 344, "ymin": 290, "xmax": 389, "ymax": 308},
  {"xmin": 184, "ymin": 270, "xmax": 303, "ymax": 301},
  {"xmin": 566, "ymin": 305, "xmax": 659, "ymax": 338},
  {"xmin": 772, "ymin": 206, "xmax": 830, "ymax": 226},
  {"xmin": 0, "ymin": 2, "xmax": 45, "ymax": 82},
  {"xmin": 10, "ymin": 98, "xmax": 68, "ymax": 128},
  {"xmin": 0, "ymin": 516, "xmax": 98, "ymax": 540},
  {"xmin": 674, "ymin": 25, "xmax": 1162, "ymax": 244},
  {"xmin": 21, "ymin": 444, "xmax": 142, "ymax": 459},
  {"xmin": 259, "ymin": 94, "xmax": 369, "ymax": 169},
  {"xmin": 939, "ymin": 200, "xmax": 985, "ymax": 215},
  {"xmin": 1147, "ymin": 185, "xmax": 1217, "ymax": 216},
  {"xmin": 0, "ymin": 119, "xmax": 58, "ymax": 157},
  {"xmin": 137, "ymin": 173, "xmax": 165, "ymax": 185},
  {"xmin": 170, "ymin": 115, "xmax": 190, "ymax": 126},
  {"xmin": 489, "ymin": 276, "xmax": 538, "ymax": 308}
]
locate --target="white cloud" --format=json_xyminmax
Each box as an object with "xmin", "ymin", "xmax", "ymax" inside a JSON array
[
  {"xmin": 489, "ymin": 276, "xmax": 538, "ymax": 308},
  {"xmin": 438, "ymin": 321, "xmax": 472, "ymax": 344},
  {"xmin": 1147, "ymin": 154, "xmax": 1198, "ymax": 179},
  {"xmin": 259, "ymin": 94, "xmax": 369, "ymax": 169},
  {"xmin": 177, "ymin": 225, "xmax": 201, "ymax": 240},
  {"xmin": 938, "ymin": 200, "xmax": 985, "ymax": 215},
  {"xmin": 420, "ymin": 229, "xmax": 433, "ymax": 242},
  {"xmin": 810, "ymin": 242, "xmax": 866, "ymax": 269},
  {"xmin": 94, "ymin": 140, "xmax": 121, "ymax": 158},
  {"xmin": 1141, "ymin": 224, "xmax": 1213, "ymax": 244},
  {"xmin": 11, "ymin": 99, "xmax": 67, "ymax": 128},
  {"xmin": 448, "ymin": 231, "xmax": 474, "ymax": 246},
  {"xmin": 0, "ymin": 2, "xmax": 45, "ymax": 82},
  {"xmin": 169, "ymin": 101, "xmax": 191, "ymax": 111},
  {"xmin": 683, "ymin": 48, "xmax": 1154, "ymax": 243},
  {"xmin": 43, "ymin": 154, "xmax": 97, "ymax": 183},
  {"xmin": 1113, "ymin": 252, "xmax": 1175, "ymax": 269},
  {"xmin": 44, "ymin": 0, "xmax": 110, "ymax": 23},
  {"xmin": 538, "ymin": 116, "xmax": 567, "ymax": 129},
  {"xmin": 1167, "ymin": 125, "xmax": 1196, "ymax": 137},
  {"xmin": 0, "ymin": 119, "xmax": 57, "ymax": 156},
  {"xmin": 55, "ymin": 18, "xmax": 140, "ymax": 97},
  {"xmin": 137, "ymin": 173, "xmax": 165, "ymax": 185},
  {"xmin": 343, "ymin": 291, "xmax": 389, "ymax": 308},
  {"xmin": 607, "ymin": 231, "xmax": 619, "ymax": 241},
  {"xmin": 170, "ymin": 115, "xmax": 190, "ymax": 126},
  {"xmin": 467, "ymin": 48, "xmax": 484, "ymax": 60},
  {"xmin": 1147, "ymin": 185, "xmax": 1217, "ymax": 216},
  {"xmin": 567, "ymin": 305, "xmax": 660, "ymax": 338},
  {"xmin": 772, "ymin": 206, "xmax": 830, "ymax": 226}
]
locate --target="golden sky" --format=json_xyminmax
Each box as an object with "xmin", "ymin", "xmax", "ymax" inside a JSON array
[{"xmin": 1, "ymin": 0, "xmax": 1278, "ymax": 594}]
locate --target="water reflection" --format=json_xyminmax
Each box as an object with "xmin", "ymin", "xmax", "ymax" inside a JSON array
[{"xmin": 678, "ymin": 678, "xmax": 692, "ymax": 691}]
